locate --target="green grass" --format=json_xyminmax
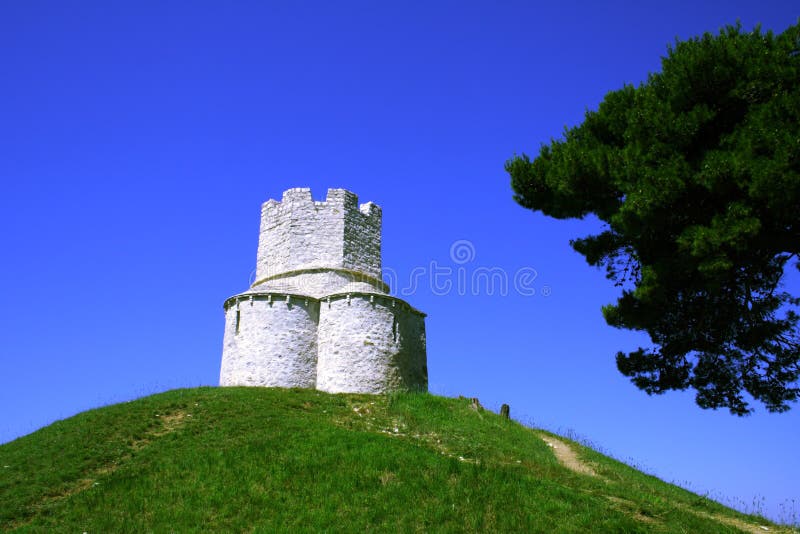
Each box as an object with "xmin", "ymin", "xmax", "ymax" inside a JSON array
[{"xmin": 0, "ymin": 387, "xmax": 791, "ymax": 532}]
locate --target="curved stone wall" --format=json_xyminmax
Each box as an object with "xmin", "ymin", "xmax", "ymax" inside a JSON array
[
  {"xmin": 250, "ymin": 268, "xmax": 388, "ymax": 299},
  {"xmin": 316, "ymin": 294, "xmax": 427, "ymax": 394},
  {"xmin": 220, "ymin": 294, "xmax": 319, "ymax": 387}
]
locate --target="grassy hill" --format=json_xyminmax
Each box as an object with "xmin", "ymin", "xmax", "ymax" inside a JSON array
[{"xmin": 0, "ymin": 387, "xmax": 791, "ymax": 532}]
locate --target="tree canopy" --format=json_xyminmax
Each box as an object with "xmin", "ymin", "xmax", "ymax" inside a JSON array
[{"xmin": 506, "ymin": 22, "xmax": 800, "ymax": 415}]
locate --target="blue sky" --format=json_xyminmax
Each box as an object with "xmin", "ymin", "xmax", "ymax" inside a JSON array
[{"xmin": 1, "ymin": 0, "xmax": 798, "ymax": 523}]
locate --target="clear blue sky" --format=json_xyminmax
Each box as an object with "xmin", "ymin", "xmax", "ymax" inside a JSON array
[{"xmin": 1, "ymin": 0, "xmax": 798, "ymax": 523}]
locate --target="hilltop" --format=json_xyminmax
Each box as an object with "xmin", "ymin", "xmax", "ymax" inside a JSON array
[{"xmin": 0, "ymin": 388, "xmax": 789, "ymax": 532}]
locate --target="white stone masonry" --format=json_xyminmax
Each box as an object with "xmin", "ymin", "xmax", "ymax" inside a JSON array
[{"xmin": 220, "ymin": 188, "xmax": 427, "ymax": 393}]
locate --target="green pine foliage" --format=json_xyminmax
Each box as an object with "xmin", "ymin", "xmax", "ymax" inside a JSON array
[
  {"xmin": 0, "ymin": 387, "xmax": 788, "ymax": 532},
  {"xmin": 507, "ymin": 22, "xmax": 800, "ymax": 415}
]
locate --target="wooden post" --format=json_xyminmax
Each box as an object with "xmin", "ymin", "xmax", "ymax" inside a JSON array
[{"xmin": 500, "ymin": 404, "xmax": 510, "ymax": 419}]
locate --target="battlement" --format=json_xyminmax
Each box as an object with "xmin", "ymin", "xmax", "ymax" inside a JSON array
[
  {"xmin": 256, "ymin": 188, "xmax": 383, "ymax": 284},
  {"xmin": 262, "ymin": 188, "xmax": 381, "ymax": 222}
]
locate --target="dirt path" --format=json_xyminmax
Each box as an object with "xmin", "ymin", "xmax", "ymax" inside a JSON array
[
  {"xmin": 537, "ymin": 432, "xmax": 783, "ymax": 534},
  {"xmin": 539, "ymin": 434, "xmax": 597, "ymax": 477}
]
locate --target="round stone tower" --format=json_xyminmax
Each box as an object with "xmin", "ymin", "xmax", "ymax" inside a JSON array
[{"xmin": 220, "ymin": 187, "xmax": 428, "ymax": 394}]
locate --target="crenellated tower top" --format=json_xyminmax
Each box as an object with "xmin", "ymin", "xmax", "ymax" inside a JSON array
[{"xmin": 254, "ymin": 188, "xmax": 383, "ymax": 290}]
